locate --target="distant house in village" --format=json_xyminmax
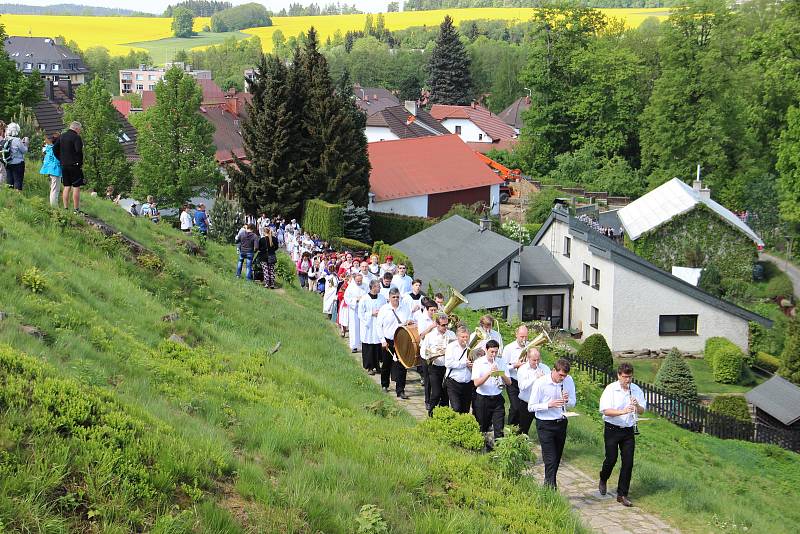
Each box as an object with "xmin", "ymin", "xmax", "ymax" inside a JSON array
[
  {"xmin": 4, "ymin": 36, "xmax": 88, "ymax": 84},
  {"xmin": 120, "ymin": 62, "xmax": 211, "ymax": 94},
  {"xmin": 498, "ymin": 95, "xmax": 531, "ymax": 135},
  {"xmin": 746, "ymin": 375, "xmax": 800, "ymax": 433},
  {"xmin": 617, "ymin": 178, "xmax": 764, "ymax": 282},
  {"xmin": 354, "ymin": 84, "xmax": 400, "ymax": 115},
  {"xmin": 365, "ymin": 100, "xmax": 449, "ymax": 142},
  {"xmin": 367, "ymin": 135, "xmax": 503, "ymax": 218},
  {"xmin": 430, "ymin": 103, "xmax": 517, "ymax": 148}
]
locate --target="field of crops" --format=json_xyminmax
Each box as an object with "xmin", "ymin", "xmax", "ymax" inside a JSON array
[{"xmin": 0, "ymin": 8, "xmax": 670, "ymax": 56}]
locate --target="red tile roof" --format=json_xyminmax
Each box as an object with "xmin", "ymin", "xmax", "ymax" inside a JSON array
[
  {"xmin": 197, "ymin": 78, "xmax": 226, "ymax": 105},
  {"xmin": 430, "ymin": 103, "xmax": 517, "ymax": 141},
  {"xmin": 141, "ymin": 91, "xmax": 156, "ymax": 111},
  {"xmin": 112, "ymin": 99, "xmax": 132, "ymax": 118},
  {"xmin": 368, "ymin": 135, "xmax": 504, "ymax": 201}
]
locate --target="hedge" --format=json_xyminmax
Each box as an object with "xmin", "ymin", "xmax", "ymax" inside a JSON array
[
  {"xmin": 369, "ymin": 211, "xmax": 434, "ymax": 245},
  {"xmin": 576, "ymin": 333, "xmax": 613, "ymax": 371},
  {"xmin": 654, "ymin": 348, "xmax": 697, "ymax": 401},
  {"xmin": 372, "ymin": 240, "xmax": 413, "ymax": 275},
  {"xmin": 303, "ymin": 199, "xmax": 344, "ymax": 240},
  {"xmin": 709, "ymin": 395, "xmax": 751, "ymax": 423},
  {"xmin": 705, "ymin": 337, "xmax": 745, "ymax": 384},
  {"xmin": 755, "ymin": 352, "xmax": 781, "ymax": 373},
  {"xmin": 331, "ymin": 237, "xmax": 372, "ymax": 254}
]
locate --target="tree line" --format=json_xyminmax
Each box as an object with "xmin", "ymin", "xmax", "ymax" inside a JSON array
[
  {"xmin": 403, "ymin": 0, "xmax": 681, "ymax": 9},
  {"xmin": 279, "ymin": 3, "xmax": 363, "ymax": 17},
  {"xmin": 163, "ymin": 1, "xmax": 231, "ymax": 17}
]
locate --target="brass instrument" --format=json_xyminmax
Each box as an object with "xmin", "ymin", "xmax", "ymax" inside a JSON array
[
  {"xmin": 466, "ymin": 327, "xmax": 487, "ymax": 362},
  {"xmin": 443, "ymin": 288, "xmax": 468, "ymax": 328},
  {"xmin": 518, "ymin": 330, "xmax": 552, "ymax": 362}
]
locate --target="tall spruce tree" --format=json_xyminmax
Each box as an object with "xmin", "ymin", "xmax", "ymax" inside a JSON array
[
  {"xmin": 63, "ymin": 77, "xmax": 131, "ymax": 194},
  {"xmin": 427, "ymin": 16, "xmax": 473, "ymax": 105},
  {"xmin": 133, "ymin": 67, "xmax": 219, "ymax": 208}
]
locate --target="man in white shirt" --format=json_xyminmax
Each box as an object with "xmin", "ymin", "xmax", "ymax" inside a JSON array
[
  {"xmin": 516, "ymin": 348, "xmax": 550, "ymax": 435},
  {"xmin": 472, "ymin": 339, "xmax": 512, "ymax": 442},
  {"xmin": 256, "ymin": 212, "xmax": 270, "ymax": 237},
  {"xmin": 379, "ymin": 272, "xmax": 394, "ymax": 301},
  {"xmin": 179, "ymin": 204, "xmax": 193, "ymax": 233},
  {"xmin": 420, "ymin": 312, "xmax": 454, "ymax": 416},
  {"xmin": 344, "ymin": 272, "xmax": 368, "ymax": 353},
  {"xmin": 444, "ymin": 324, "xmax": 475, "ymax": 414},
  {"xmin": 501, "ymin": 325, "xmax": 529, "ymax": 429},
  {"xmin": 416, "ymin": 298, "xmax": 439, "ymax": 411},
  {"xmin": 477, "ymin": 314, "xmax": 504, "ymax": 353},
  {"xmin": 598, "ymin": 362, "xmax": 646, "ymax": 507},
  {"xmin": 390, "ymin": 264, "xmax": 413, "ymax": 296},
  {"xmin": 359, "ymin": 261, "xmax": 375, "ymax": 283},
  {"xmin": 402, "ymin": 278, "xmax": 424, "ymax": 315},
  {"xmin": 377, "ymin": 288, "xmax": 414, "ymax": 399},
  {"xmin": 528, "ymin": 358, "xmax": 576, "ymax": 488},
  {"xmin": 359, "ymin": 279, "xmax": 386, "ymax": 375}
]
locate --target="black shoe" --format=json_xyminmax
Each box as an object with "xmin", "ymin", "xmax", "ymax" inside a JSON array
[
  {"xmin": 368, "ymin": 369, "xmax": 376, "ymax": 376},
  {"xmin": 398, "ymin": 392, "xmax": 409, "ymax": 400},
  {"xmin": 381, "ymin": 387, "xmax": 389, "ymax": 392},
  {"xmin": 598, "ymin": 479, "xmax": 607, "ymax": 496},
  {"xmin": 351, "ymin": 348, "xmax": 358, "ymax": 353},
  {"xmin": 617, "ymin": 495, "xmax": 632, "ymax": 507}
]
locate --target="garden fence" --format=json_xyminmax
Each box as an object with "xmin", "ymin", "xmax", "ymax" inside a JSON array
[{"xmin": 566, "ymin": 354, "xmax": 800, "ymax": 453}]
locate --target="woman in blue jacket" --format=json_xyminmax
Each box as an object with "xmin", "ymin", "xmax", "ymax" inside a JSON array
[{"xmin": 40, "ymin": 133, "xmax": 62, "ymax": 207}]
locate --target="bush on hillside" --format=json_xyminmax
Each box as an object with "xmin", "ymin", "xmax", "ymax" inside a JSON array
[
  {"xmin": 755, "ymin": 351, "xmax": 782, "ymax": 373},
  {"xmin": 331, "ymin": 237, "xmax": 372, "ymax": 254},
  {"xmin": 766, "ymin": 274, "xmax": 794, "ymax": 300},
  {"xmin": 208, "ymin": 196, "xmax": 242, "ymax": 244},
  {"xmin": 526, "ymin": 188, "xmax": 564, "ymax": 225},
  {"xmin": 420, "ymin": 406, "xmax": 484, "ymax": 451},
  {"xmin": 576, "ymin": 333, "xmax": 613, "ymax": 371},
  {"xmin": 705, "ymin": 337, "xmax": 745, "ymax": 384},
  {"xmin": 779, "ymin": 318, "xmax": 800, "ymax": 385},
  {"xmin": 709, "ymin": 395, "xmax": 751, "ymax": 423},
  {"xmin": 275, "ymin": 251, "xmax": 297, "ymax": 287},
  {"xmin": 210, "ymin": 2, "xmax": 271, "ymax": 32},
  {"xmin": 654, "ymin": 348, "xmax": 697, "ymax": 401},
  {"xmin": 372, "ymin": 241, "xmax": 413, "ymax": 275},
  {"xmin": 491, "ymin": 429, "xmax": 534, "ymax": 480},
  {"xmin": 303, "ymin": 199, "xmax": 344, "ymax": 240},
  {"xmin": 369, "ymin": 211, "xmax": 433, "ymax": 245},
  {"xmin": 343, "ymin": 201, "xmax": 371, "ymax": 243}
]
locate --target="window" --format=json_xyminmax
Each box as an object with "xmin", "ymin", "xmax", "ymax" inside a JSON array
[
  {"xmin": 522, "ymin": 294, "xmax": 564, "ymax": 328},
  {"xmin": 590, "ymin": 306, "xmax": 599, "ymax": 328},
  {"xmin": 478, "ymin": 133, "xmax": 483, "ymax": 141},
  {"xmin": 592, "ymin": 268, "xmax": 600, "ymax": 289},
  {"xmin": 659, "ymin": 315, "xmax": 698, "ymax": 336},
  {"xmin": 135, "ymin": 74, "xmax": 143, "ymax": 80},
  {"xmin": 148, "ymin": 85, "xmax": 155, "ymax": 90},
  {"xmin": 454, "ymin": 125, "xmax": 462, "ymax": 135},
  {"xmin": 52, "ymin": 64, "xmax": 59, "ymax": 71},
  {"xmin": 24, "ymin": 62, "xmax": 32, "ymax": 70},
  {"xmin": 582, "ymin": 264, "xmax": 590, "ymax": 285},
  {"xmin": 135, "ymin": 84, "xmax": 144, "ymax": 91},
  {"xmin": 563, "ymin": 236, "xmax": 571, "ymax": 257},
  {"xmin": 67, "ymin": 62, "xmax": 78, "ymax": 70},
  {"xmin": 475, "ymin": 263, "xmax": 511, "ymax": 292},
  {"xmin": 148, "ymin": 75, "xmax": 157, "ymax": 80}
]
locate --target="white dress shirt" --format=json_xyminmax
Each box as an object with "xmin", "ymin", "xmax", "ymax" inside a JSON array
[
  {"xmin": 359, "ymin": 293, "xmax": 386, "ymax": 345},
  {"xmin": 472, "ymin": 356, "xmax": 510, "ymax": 396},
  {"xmin": 403, "ymin": 291, "xmax": 424, "ymax": 313},
  {"xmin": 528, "ymin": 374, "xmax": 576, "ymax": 420},
  {"xmin": 501, "ymin": 340, "xmax": 527, "ymax": 380},
  {"xmin": 517, "ymin": 362, "xmax": 551, "ymax": 403},
  {"xmin": 377, "ymin": 301, "xmax": 412, "ymax": 340},
  {"xmin": 391, "ymin": 274, "xmax": 413, "ymax": 296},
  {"xmin": 420, "ymin": 328, "xmax": 455, "ymax": 366},
  {"xmin": 379, "ymin": 282, "xmax": 392, "ymax": 301},
  {"xmin": 599, "ymin": 381, "xmax": 646, "ymax": 428},
  {"xmin": 477, "ymin": 328, "xmax": 504, "ymax": 354},
  {"xmin": 416, "ymin": 312, "xmax": 435, "ymax": 339},
  {"xmin": 444, "ymin": 340, "xmax": 472, "ymax": 383}
]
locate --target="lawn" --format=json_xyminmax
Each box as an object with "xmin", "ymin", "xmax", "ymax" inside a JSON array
[
  {"xmin": 615, "ymin": 357, "xmax": 767, "ymax": 395},
  {"xmin": 124, "ymin": 31, "xmax": 251, "ymax": 62}
]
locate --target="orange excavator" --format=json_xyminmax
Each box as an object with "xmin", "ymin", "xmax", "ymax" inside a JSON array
[{"xmin": 474, "ymin": 151, "xmax": 523, "ymax": 182}]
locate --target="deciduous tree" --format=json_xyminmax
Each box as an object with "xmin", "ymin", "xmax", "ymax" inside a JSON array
[{"xmin": 171, "ymin": 6, "xmax": 195, "ymax": 38}]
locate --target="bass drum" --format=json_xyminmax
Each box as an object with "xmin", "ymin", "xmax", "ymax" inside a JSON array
[{"xmin": 394, "ymin": 325, "xmax": 422, "ymax": 369}]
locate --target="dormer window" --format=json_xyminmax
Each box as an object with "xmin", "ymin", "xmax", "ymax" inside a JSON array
[
  {"xmin": 37, "ymin": 63, "xmax": 46, "ymax": 70},
  {"xmin": 24, "ymin": 63, "xmax": 32, "ymax": 70},
  {"xmin": 52, "ymin": 64, "xmax": 60, "ymax": 71}
]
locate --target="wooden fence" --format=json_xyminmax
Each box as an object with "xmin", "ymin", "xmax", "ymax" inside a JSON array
[{"xmin": 566, "ymin": 354, "xmax": 800, "ymax": 453}]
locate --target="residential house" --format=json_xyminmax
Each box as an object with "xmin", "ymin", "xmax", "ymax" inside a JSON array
[
  {"xmin": 354, "ymin": 84, "xmax": 400, "ymax": 116},
  {"xmin": 430, "ymin": 103, "xmax": 517, "ymax": 146},
  {"xmin": 498, "ymin": 95, "xmax": 531, "ymax": 135},
  {"xmin": 367, "ymin": 134, "xmax": 503, "ymax": 218},
  {"xmin": 533, "ymin": 205, "xmax": 770, "ymax": 352},
  {"xmin": 4, "ymin": 36, "xmax": 88, "ymax": 84},
  {"xmin": 365, "ymin": 100, "xmax": 449, "ymax": 142},
  {"xmin": 202, "ymin": 90, "xmax": 252, "ymax": 166},
  {"xmin": 120, "ymin": 62, "xmax": 212, "ymax": 94}
]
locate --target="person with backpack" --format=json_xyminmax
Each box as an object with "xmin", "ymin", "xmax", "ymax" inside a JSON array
[
  {"xmin": 53, "ymin": 121, "xmax": 83, "ymax": 213},
  {"xmin": 140, "ymin": 195, "xmax": 160, "ymax": 223},
  {"xmin": 40, "ymin": 133, "xmax": 62, "ymax": 206},
  {"xmin": 2, "ymin": 122, "xmax": 29, "ymax": 190}
]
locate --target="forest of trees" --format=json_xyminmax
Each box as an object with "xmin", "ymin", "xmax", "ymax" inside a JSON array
[
  {"xmin": 403, "ymin": 0, "xmax": 681, "ymax": 9},
  {"xmin": 278, "ymin": 3, "xmax": 362, "ymax": 16},
  {"xmin": 163, "ymin": 1, "xmax": 231, "ymax": 17},
  {"xmin": 210, "ymin": 3, "xmax": 272, "ymax": 32}
]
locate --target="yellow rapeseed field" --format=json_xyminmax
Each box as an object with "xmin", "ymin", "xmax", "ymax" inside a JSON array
[{"xmin": 0, "ymin": 8, "xmax": 669, "ymax": 56}]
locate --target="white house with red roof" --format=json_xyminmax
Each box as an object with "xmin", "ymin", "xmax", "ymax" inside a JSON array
[
  {"xmin": 368, "ymin": 135, "xmax": 503, "ymax": 218},
  {"xmin": 430, "ymin": 103, "xmax": 517, "ymax": 145}
]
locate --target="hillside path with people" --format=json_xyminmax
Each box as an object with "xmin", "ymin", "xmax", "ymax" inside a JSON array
[{"xmin": 348, "ymin": 351, "xmax": 680, "ymax": 534}]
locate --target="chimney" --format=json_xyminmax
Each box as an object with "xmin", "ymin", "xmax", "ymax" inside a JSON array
[
  {"xmin": 692, "ymin": 179, "xmax": 702, "ymax": 192},
  {"xmin": 699, "ymin": 186, "xmax": 711, "ymax": 200},
  {"xmin": 404, "ymin": 100, "xmax": 417, "ymax": 116},
  {"xmin": 479, "ymin": 217, "xmax": 492, "ymax": 232},
  {"xmin": 227, "ymin": 95, "xmax": 239, "ymax": 117},
  {"xmin": 44, "ymin": 79, "xmax": 54, "ymax": 101}
]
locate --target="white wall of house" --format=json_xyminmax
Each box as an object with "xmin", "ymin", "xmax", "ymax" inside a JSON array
[
  {"xmin": 489, "ymin": 183, "xmax": 500, "ymax": 216},
  {"xmin": 440, "ymin": 118, "xmax": 491, "ymax": 143},
  {"xmin": 369, "ymin": 194, "xmax": 428, "ymax": 218},
  {"xmin": 365, "ymin": 126, "xmax": 400, "ymax": 143},
  {"xmin": 463, "ymin": 259, "xmax": 521, "ymax": 319}
]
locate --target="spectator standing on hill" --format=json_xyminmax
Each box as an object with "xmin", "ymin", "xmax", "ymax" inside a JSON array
[
  {"xmin": 2, "ymin": 122, "xmax": 29, "ymax": 191},
  {"xmin": 140, "ymin": 195, "xmax": 160, "ymax": 223},
  {"xmin": 39, "ymin": 133, "xmax": 62, "ymax": 206},
  {"xmin": 194, "ymin": 203, "xmax": 208, "ymax": 235},
  {"xmin": 296, "ymin": 251, "xmax": 312, "ymax": 288},
  {"xmin": 54, "ymin": 121, "xmax": 83, "ymax": 212},
  {"xmin": 255, "ymin": 226, "xmax": 279, "ymax": 289},
  {"xmin": 180, "ymin": 204, "xmax": 193, "ymax": 233},
  {"xmin": 235, "ymin": 223, "xmax": 259, "ymax": 280},
  {"xmin": 0, "ymin": 121, "xmax": 7, "ymax": 186}
]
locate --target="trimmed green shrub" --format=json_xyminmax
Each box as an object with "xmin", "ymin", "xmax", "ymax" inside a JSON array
[
  {"xmin": 369, "ymin": 211, "xmax": 434, "ymax": 245},
  {"xmin": 303, "ymin": 199, "xmax": 344, "ymax": 240},
  {"xmin": 654, "ymin": 348, "xmax": 698, "ymax": 401},
  {"xmin": 420, "ymin": 406, "xmax": 484, "ymax": 451},
  {"xmin": 491, "ymin": 429, "xmax": 534, "ymax": 480},
  {"xmin": 779, "ymin": 318, "xmax": 800, "ymax": 385},
  {"xmin": 275, "ymin": 251, "xmax": 297, "ymax": 287},
  {"xmin": 755, "ymin": 352, "xmax": 781, "ymax": 373},
  {"xmin": 576, "ymin": 333, "xmax": 613, "ymax": 371},
  {"xmin": 709, "ymin": 395, "xmax": 751, "ymax": 423},
  {"xmin": 766, "ymin": 274, "xmax": 794, "ymax": 300},
  {"xmin": 372, "ymin": 241, "xmax": 413, "ymax": 275},
  {"xmin": 705, "ymin": 337, "xmax": 745, "ymax": 384},
  {"xmin": 331, "ymin": 237, "xmax": 372, "ymax": 253}
]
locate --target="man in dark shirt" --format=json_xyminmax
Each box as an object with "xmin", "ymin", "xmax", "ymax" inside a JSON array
[{"xmin": 54, "ymin": 121, "xmax": 84, "ymax": 213}]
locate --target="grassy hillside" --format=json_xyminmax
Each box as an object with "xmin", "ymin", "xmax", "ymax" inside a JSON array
[
  {"xmin": 0, "ymin": 172, "xmax": 585, "ymax": 532},
  {"xmin": 124, "ymin": 31, "xmax": 251, "ymax": 63}
]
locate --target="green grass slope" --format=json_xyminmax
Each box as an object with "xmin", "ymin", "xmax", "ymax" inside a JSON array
[
  {"xmin": 0, "ymin": 175, "xmax": 584, "ymax": 533},
  {"xmin": 125, "ymin": 31, "xmax": 250, "ymax": 62}
]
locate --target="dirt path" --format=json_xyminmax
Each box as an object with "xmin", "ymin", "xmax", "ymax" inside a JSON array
[{"xmin": 760, "ymin": 251, "xmax": 800, "ymax": 301}]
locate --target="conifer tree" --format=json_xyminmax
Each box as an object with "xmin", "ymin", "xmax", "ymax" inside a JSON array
[
  {"xmin": 654, "ymin": 348, "xmax": 698, "ymax": 401},
  {"xmin": 63, "ymin": 77, "xmax": 131, "ymax": 193},
  {"xmin": 427, "ymin": 16, "xmax": 473, "ymax": 105},
  {"xmin": 133, "ymin": 67, "xmax": 219, "ymax": 208}
]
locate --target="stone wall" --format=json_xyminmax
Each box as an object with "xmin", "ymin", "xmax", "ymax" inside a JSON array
[{"xmin": 614, "ymin": 348, "xmax": 703, "ymax": 359}]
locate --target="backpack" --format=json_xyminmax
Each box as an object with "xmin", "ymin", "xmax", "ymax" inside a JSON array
[{"xmin": 1, "ymin": 139, "xmax": 13, "ymax": 165}]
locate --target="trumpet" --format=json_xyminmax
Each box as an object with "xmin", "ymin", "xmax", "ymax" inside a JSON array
[
  {"xmin": 630, "ymin": 392, "xmax": 640, "ymax": 435},
  {"xmin": 466, "ymin": 327, "xmax": 487, "ymax": 362},
  {"xmin": 518, "ymin": 330, "xmax": 552, "ymax": 362}
]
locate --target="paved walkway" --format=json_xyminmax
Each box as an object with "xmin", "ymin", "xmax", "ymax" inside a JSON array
[
  {"xmin": 760, "ymin": 251, "xmax": 800, "ymax": 301},
  {"xmin": 350, "ymin": 351, "xmax": 680, "ymax": 534}
]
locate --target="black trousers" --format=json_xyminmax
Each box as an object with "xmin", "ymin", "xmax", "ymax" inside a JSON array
[
  {"xmin": 518, "ymin": 402, "xmax": 535, "ymax": 435},
  {"xmin": 474, "ymin": 393, "xmax": 505, "ymax": 438},
  {"xmin": 383, "ymin": 337, "xmax": 407, "ymax": 396},
  {"xmin": 536, "ymin": 418, "xmax": 568, "ymax": 488},
  {"xmin": 506, "ymin": 377, "xmax": 521, "ymax": 427},
  {"xmin": 427, "ymin": 364, "xmax": 448, "ymax": 416},
  {"xmin": 380, "ymin": 339, "xmax": 395, "ymax": 388},
  {"xmin": 600, "ymin": 423, "xmax": 636, "ymax": 497},
  {"xmin": 362, "ymin": 342, "xmax": 381, "ymax": 372},
  {"xmin": 446, "ymin": 377, "xmax": 474, "ymax": 414}
]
